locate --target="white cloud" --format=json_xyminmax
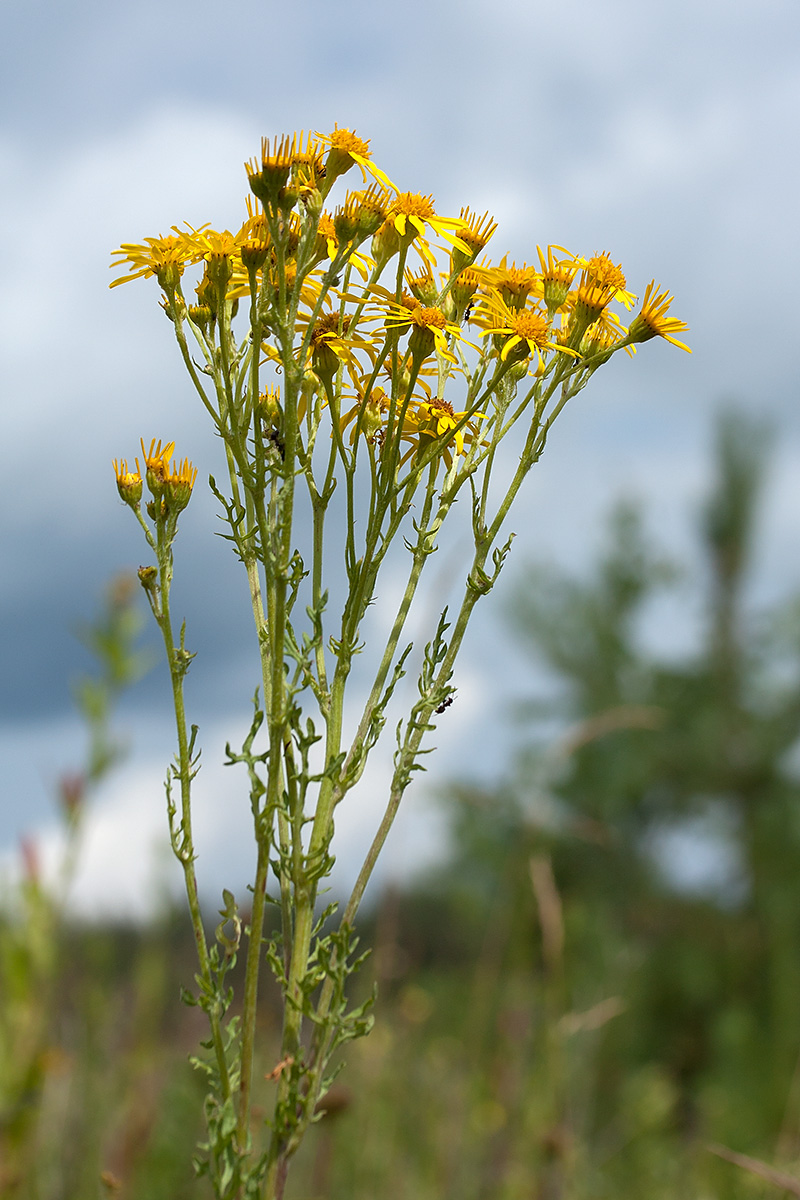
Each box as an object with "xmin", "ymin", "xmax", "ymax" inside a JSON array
[
  {"xmin": 4, "ymin": 0, "xmax": 800, "ymax": 908},
  {"xmin": 2, "ymin": 684, "xmax": 486, "ymax": 920}
]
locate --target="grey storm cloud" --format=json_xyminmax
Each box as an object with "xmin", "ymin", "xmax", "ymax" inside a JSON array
[{"xmin": 1, "ymin": 0, "xmax": 799, "ymax": 895}]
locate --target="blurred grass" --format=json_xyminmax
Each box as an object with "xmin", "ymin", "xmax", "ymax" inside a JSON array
[
  {"xmin": 0, "ymin": 892, "xmax": 791, "ymax": 1200},
  {"xmin": 6, "ymin": 410, "xmax": 800, "ymax": 1198}
]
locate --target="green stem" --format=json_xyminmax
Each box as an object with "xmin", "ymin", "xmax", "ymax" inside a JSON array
[{"xmin": 156, "ymin": 542, "xmax": 232, "ymax": 1103}]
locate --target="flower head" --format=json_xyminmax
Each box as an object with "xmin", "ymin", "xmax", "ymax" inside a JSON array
[
  {"xmin": 246, "ymin": 135, "xmax": 297, "ymax": 205},
  {"xmin": 258, "ymin": 384, "xmax": 282, "ymax": 426},
  {"xmin": 573, "ymin": 252, "xmax": 636, "ymax": 314},
  {"xmin": 110, "ymin": 234, "xmax": 193, "ymax": 290},
  {"xmin": 310, "ymin": 211, "xmax": 373, "ymax": 280},
  {"xmin": 316, "ymin": 125, "xmax": 397, "ymax": 193},
  {"xmin": 303, "ymin": 311, "xmax": 375, "ymax": 387},
  {"xmin": 181, "ymin": 226, "xmax": 240, "ymax": 291},
  {"xmin": 475, "ymin": 294, "xmax": 577, "ymax": 369},
  {"xmin": 163, "ymin": 455, "xmax": 199, "ymax": 512},
  {"xmin": 579, "ymin": 316, "xmax": 630, "ymax": 364},
  {"xmin": 373, "ymin": 193, "xmax": 470, "ymax": 269},
  {"xmin": 404, "ymin": 393, "xmax": 486, "ymax": 465},
  {"xmin": 334, "ymin": 185, "xmax": 391, "ymax": 244},
  {"xmin": 481, "ymin": 257, "xmax": 539, "ymax": 312},
  {"xmin": 450, "ymin": 208, "xmax": 497, "ymax": 272},
  {"xmin": 113, "ymin": 458, "xmax": 143, "ymax": 507},
  {"xmin": 141, "ymin": 438, "xmax": 175, "ymax": 495},
  {"xmin": 625, "ymin": 282, "xmax": 691, "ymax": 353},
  {"xmin": 404, "ymin": 265, "xmax": 439, "ymax": 307},
  {"xmin": 536, "ymin": 245, "xmax": 579, "ymax": 314},
  {"xmin": 339, "ymin": 385, "xmax": 392, "ymax": 445},
  {"xmin": 381, "ymin": 299, "xmax": 462, "ymax": 363}
]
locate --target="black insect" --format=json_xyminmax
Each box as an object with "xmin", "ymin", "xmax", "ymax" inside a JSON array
[
  {"xmin": 267, "ymin": 429, "xmax": 286, "ymax": 461},
  {"xmin": 435, "ymin": 695, "xmax": 454, "ymax": 715}
]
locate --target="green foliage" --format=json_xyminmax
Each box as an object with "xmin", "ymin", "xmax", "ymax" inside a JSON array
[{"xmin": 0, "ymin": 574, "xmax": 150, "ymax": 1197}]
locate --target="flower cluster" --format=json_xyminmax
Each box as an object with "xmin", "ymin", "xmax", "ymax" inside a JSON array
[
  {"xmin": 113, "ymin": 439, "xmax": 197, "ymax": 520},
  {"xmin": 111, "ymin": 124, "xmax": 689, "ymax": 484}
]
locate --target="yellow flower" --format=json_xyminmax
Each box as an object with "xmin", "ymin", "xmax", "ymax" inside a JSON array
[
  {"xmin": 404, "ymin": 265, "xmax": 439, "ymax": 306},
  {"xmin": 169, "ymin": 454, "xmax": 198, "ymax": 484},
  {"xmin": 339, "ymin": 385, "xmax": 392, "ymax": 444},
  {"xmin": 112, "ymin": 458, "xmax": 143, "ymax": 507},
  {"xmin": 302, "ymin": 311, "xmax": 376, "ymax": 387},
  {"xmin": 163, "ymin": 456, "xmax": 198, "ymax": 512},
  {"xmin": 563, "ymin": 255, "xmax": 633, "ymax": 342},
  {"xmin": 392, "ymin": 193, "xmax": 469, "ymax": 248},
  {"xmin": 479, "ymin": 257, "xmax": 539, "ymax": 312},
  {"xmin": 579, "ymin": 317, "xmax": 632, "ymax": 363},
  {"xmin": 451, "ymin": 208, "xmax": 497, "ymax": 272},
  {"xmin": 536, "ymin": 245, "xmax": 579, "ymax": 314},
  {"xmin": 625, "ymin": 282, "xmax": 691, "ymax": 353},
  {"xmin": 138, "ymin": 439, "xmax": 197, "ymax": 511},
  {"xmin": 258, "ymin": 385, "xmax": 282, "ymax": 425},
  {"xmin": 180, "ymin": 226, "xmax": 240, "ymax": 291},
  {"xmin": 310, "ymin": 212, "xmax": 373, "ymax": 280},
  {"xmin": 381, "ymin": 300, "xmax": 463, "ymax": 363},
  {"xmin": 578, "ymin": 303, "xmax": 627, "ymax": 346},
  {"xmin": 109, "ymin": 234, "xmax": 194, "ymax": 290},
  {"xmin": 245, "ymin": 134, "xmax": 299, "ymax": 205},
  {"xmin": 316, "ymin": 125, "xmax": 397, "ymax": 193},
  {"xmin": 334, "ymin": 185, "xmax": 391, "ymax": 244},
  {"xmin": 404, "ymin": 393, "xmax": 486, "ymax": 463},
  {"xmin": 372, "ymin": 193, "xmax": 471, "ymax": 270},
  {"xmin": 476, "ymin": 294, "xmax": 577, "ymax": 368},
  {"xmin": 575, "ymin": 252, "xmax": 636, "ymax": 310},
  {"xmin": 140, "ymin": 438, "xmax": 175, "ymax": 495}
]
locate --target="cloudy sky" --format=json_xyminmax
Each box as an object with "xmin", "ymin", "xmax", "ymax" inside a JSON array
[{"xmin": 1, "ymin": 0, "xmax": 798, "ymax": 917}]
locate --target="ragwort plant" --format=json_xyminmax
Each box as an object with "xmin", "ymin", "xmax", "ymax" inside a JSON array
[{"xmin": 109, "ymin": 126, "xmax": 690, "ymax": 1199}]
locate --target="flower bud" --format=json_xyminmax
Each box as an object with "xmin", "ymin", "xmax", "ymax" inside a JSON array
[
  {"xmin": 408, "ymin": 322, "xmax": 436, "ymax": 362},
  {"xmin": 154, "ymin": 261, "xmax": 182, "ymax": 293},
  {"xmin": 258, "ymin": 384, "xmax": 282, "ymax": 426},
  {"xmin": 240, "ymin": 240, "xmax": 270, "ymax": 272},
  {"xmin": 450, "ymin": 268, "xmax": 481, "ymax": 323},
  {"xmin": 141, "ymin": 440, "xmax": 174, "ymax": 498},
  {"xmin": 188, "ymin": 304, "xmax": 213, "ymax": 332},
  {"xmin": 371, "ymin": 218, "xmax": 401, "ymax": 269},
  {"xmin": 138, "ymin": 564, "xmax": 158, "ymax": 595},
  {"xmin": 450, "ymin": 209, "xmax": 497, "ymax": 274},
  {"xmin": 405, "ymin": 268, "xmax": 438, "ymax": 307},
  {"xmin": 113, "ymin": 458, "xmax": 143, "ymax": 507},
  {"xmin": 164, "ymin": 457, "xmax": 198, "ymax": 513},
  {"xmin": 246, "ymin": 136, "xmax": 293, "ymax": 207},
  {"xmin": 205, "ymin": 251, "xmax": 233, "ymax": 293}
]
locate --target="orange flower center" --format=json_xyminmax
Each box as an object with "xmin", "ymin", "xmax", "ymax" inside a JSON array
[
  {"xmin": 584, "ymin": 254, "xmax": 626, "ymax": 293},
  {"xmin": 311, "ymin": 313, "xmax": 350, "ymax": 344},
  {"xmin": 512, "ymin": 311, "xmax": 550, "ymax": 345},
  {"xmin": 390, "ymin": 192, "xmax": 437, "ymax": 220},
  {"xmin": 326, "ymin": 128, "xmax": 371, "ymax": 158},
  {"xmin": 412, "ymin": 307, "xmax": 447, "ymax": 330}
]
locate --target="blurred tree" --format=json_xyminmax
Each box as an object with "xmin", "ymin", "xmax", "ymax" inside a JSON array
[{"xmin": 427, "ymin": 409, "xmax": 800, "ymax": 1161}]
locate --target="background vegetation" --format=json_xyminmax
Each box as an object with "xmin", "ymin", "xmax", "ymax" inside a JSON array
[{"xmin": 4, "ymin": 410, "xmax": 800, "ymax": 1199}]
